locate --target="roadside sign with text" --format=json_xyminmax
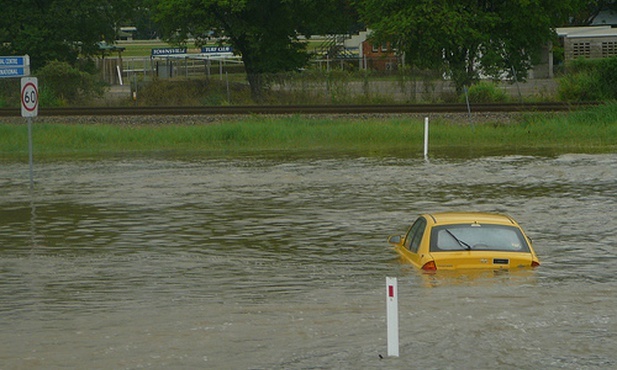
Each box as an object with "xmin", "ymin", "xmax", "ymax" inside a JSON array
[
  {"xmin": 21, "ymin": 77, "xmax": 38, "ymax": 117},
  {"xmin": 0, "ymin": 55, "xmax": 30, "ymax": 78},
  {"xmin": 151, "ymin": 48, "xmax": 187, "ymax": 56},
  {"xmin": 201, "ymin": 46, "xmax": 233, "ymax": 53},
  {"xmin": 200, "ymin": 46, "xmax": 234, "ymax": 58}
]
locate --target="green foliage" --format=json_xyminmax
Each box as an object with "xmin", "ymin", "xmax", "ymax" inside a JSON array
[
  {"xmin": 0, "ymin": 0, "xmax": 134, "ymax": 70},
  {"xmin": 557, "ymin": 57, "xmax": 617, "ymax": 101},
  {"xmin": 37, "ymin": 85, "xmax": 65, "ymax": 108},
  {"xmin": 557, "ymin": 70, "xmax": 600, "ymax": 101},
  {"xmin": 462, "ymin": 81, "xmax": 508, "ymax": 103},
  {"xmin": 137, "ymin": 78, "xmax": 253, "ymax": 106},
  {"xmin": 2, "ymin": 104, "xmax": 616, "ymax": 159},
  {"xmin": 151, "ymin": 0, "xmax": 356, "ymax": 101},
  {"xmin": 132, "ymin": 69, "xmax": 488, "ymax": 106},
  {"xmin": 355, "ymin": 0, "xmax": 582, "ymax": 93},
  {"xmin": 325, "ymin": 70, "xmax": 353, "ymax": 104},
  {"xmin": 0, "ymin": 79, "xmax": 20, "ymax": 108},
  {"xmin": 36, "ymin": 61, "xmax": 106, "ymax": 106}
]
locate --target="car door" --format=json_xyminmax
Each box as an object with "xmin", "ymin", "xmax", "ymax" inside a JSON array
[{"xmin": 400, "ymin": 217, "xmax": 427, "ymax": 268}]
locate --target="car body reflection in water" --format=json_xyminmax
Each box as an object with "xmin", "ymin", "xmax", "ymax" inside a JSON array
[{"xmin": 0, "ymin": 153, "xmax": 616, "ymax": 369}]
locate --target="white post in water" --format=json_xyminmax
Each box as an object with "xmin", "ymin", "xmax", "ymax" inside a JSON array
[
  {"xmin": 386, "ymin": 277, "xmax": 399, "ymax": 357},
  {"xmin": 423, "ymin": 117, "xmax": 429, "ymax": 160}
]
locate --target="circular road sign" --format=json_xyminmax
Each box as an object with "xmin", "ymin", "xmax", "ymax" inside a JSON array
[{"xmin": 21, "ymin": 77, "xmax": 38, "ymax": 117}]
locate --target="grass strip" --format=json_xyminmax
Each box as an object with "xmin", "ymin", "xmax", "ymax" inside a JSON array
[{"xmin": 1, "ymin": 104, "xmax": 616, "ymax": 160}]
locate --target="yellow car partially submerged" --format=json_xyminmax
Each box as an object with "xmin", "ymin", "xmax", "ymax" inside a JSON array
[{"xmin": 388, "ymin": 212, "xmax": 540, "ymax": 272}]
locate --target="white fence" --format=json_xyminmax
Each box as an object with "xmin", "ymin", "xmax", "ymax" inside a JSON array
[{"xmin": 97, "ymin": 56, "xmax": 245, "ymax": 84}]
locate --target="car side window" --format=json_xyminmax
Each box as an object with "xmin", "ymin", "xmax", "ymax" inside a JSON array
[{"xmin": 404, "ymin": 217, "xmax": 426, "ymax": 253}]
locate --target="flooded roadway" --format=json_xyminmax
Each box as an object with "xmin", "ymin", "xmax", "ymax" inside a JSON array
[{"xmin": 1, "ymin": 153, "xmax": 616, "ymax": 369}]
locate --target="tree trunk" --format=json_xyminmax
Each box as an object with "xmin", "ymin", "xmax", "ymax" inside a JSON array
[{"xmin": 246, "ymin": 72, "xmax": 264, "ymax": 103}]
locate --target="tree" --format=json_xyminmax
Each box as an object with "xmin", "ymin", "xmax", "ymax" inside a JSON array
[
  {"xmin": 131, "ymin": 5, "xmax": 162, "ymax": 40},
  {"xmin": 151, "ymin": 0, "xmax": 355, "ymax": 101},
  {"xmin": 0, "ymin": 0, "xmax": 134, "ymax": 70},
  {"xmin": 354, "ymin": 0, "xmax": 584, "ymax": 92},
  {"xmin": 568, "ymin": 0, "xmax": 617, "ymax": 25}
]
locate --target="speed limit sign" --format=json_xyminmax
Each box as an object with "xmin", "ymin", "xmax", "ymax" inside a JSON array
[{"xmin": 21, "ymin": 77, "xmax": 38, "ymax": 117}]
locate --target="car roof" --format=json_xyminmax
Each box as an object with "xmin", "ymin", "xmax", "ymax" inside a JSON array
[{"xmin": 423, "ymin": 212, "xmax": 517, "ymax": 226}]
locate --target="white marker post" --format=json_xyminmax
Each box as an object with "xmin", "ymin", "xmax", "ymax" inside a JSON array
[
  {"xmin": 386, "ymin": 277, "xmax": 399, "ymax": 357},
  {"xmin": 423, "ymin": 117, "xmax": 429, "ymax": 160}
]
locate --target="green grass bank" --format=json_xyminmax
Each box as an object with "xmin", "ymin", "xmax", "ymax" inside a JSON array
[{"xmin": 1, "ymin": 104, "xmax": 616, "ymax": 160}]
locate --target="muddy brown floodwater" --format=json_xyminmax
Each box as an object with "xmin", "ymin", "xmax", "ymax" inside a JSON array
[{"xmin": 1, "ymin": 153, "xmax": 616, "ymax": 369}]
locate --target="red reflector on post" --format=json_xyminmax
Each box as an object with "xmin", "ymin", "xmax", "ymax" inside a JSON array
[
  {"xmin": 388, "ymin": 285, "xmax": 394, "ymax": 297},
  {"xmin": 422, "ymin": 261, "xmax": 437, "ymax": 271}
]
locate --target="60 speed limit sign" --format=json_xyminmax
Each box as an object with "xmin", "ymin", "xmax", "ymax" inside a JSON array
[{"xmin": 21, "ymin": 77, "xmax": 38, "ymax": 117}]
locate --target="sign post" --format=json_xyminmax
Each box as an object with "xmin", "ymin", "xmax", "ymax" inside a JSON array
[{"xmin": 21, "ymin": 77, "xmax": 38, "ymax": 189}]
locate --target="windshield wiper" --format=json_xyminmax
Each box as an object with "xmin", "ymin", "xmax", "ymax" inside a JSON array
[{"xmin": 445, "ymin": 229, "xmax": 472, "ymax": 250}]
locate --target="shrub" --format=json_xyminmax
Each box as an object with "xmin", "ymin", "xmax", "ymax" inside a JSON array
[
  {"xmin": 0, "ymin": 79, "xmax": 20, "ymax": 108},
  {"xmin": 557, "ymin": 70, "xmax": 602, "ymax": 101},
  {"xmin": 558, "ymin": 57, "xmax": 617, "ymax": 101},
  {"xmin": 462, "ymin": 81, "xmax": 508, "ymax": 103},
  {"xmin": 137, "ymin": 78, "xmax": 253, "ymax": 106},
  {"xmin": 36, "ymin": 61, "xmax": 105, "ymax": 106}
]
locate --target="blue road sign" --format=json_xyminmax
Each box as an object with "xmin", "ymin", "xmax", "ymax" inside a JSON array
[
  {"xmin": 0, "ymin": 56, "xmax": 26, "ymax": 66},
  {"xmin": 0, "ymin": 55, "xmax": 30, "ymax": 78},
  {"xmin": 0, "ymin": 67, "xmax": 28, "ymax": 77}
]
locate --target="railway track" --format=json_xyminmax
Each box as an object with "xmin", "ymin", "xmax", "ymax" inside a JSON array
[{"xmin": 0, "ymin": 102, "xmax": 600, "ymax": 117}]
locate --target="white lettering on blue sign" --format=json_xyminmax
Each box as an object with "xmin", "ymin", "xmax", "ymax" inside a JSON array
[
  {"xmin": 0, "ymin": 68, "xmax": 23, "ymax": 76},
  {"xmin": 0, "ymin": 56, "xmax": 29, "ymax": 77},
  {"xmin": 0, "ymin": 57, "xmax": 23, "ymax": 66},
  {"xmin": 201, "ymin": 46, "xmax": 233, "ymax": 53},
  {"xmin": 151, "ymin": 48, "xmax": 188, "ymax": 56}
]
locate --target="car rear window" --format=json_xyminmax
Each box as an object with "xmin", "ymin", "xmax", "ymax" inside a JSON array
[{"xmin": 430, "ymin": 224, "xmax": 530, "ymax": 252}]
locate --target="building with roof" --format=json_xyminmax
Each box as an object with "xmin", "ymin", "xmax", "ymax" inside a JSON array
[{"xmin": 557, "ymin": 26, "xmax": 617, "ymax": 61}]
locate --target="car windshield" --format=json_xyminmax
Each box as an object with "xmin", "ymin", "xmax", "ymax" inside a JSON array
[{"xmin": 430, "ymin": 224, "xmax": 530, "ymax": 252}]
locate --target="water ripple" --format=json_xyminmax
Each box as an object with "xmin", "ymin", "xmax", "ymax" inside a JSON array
[{"xmin": 1, "ymin": 154, "xmax": 616, "ymax": 368}]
